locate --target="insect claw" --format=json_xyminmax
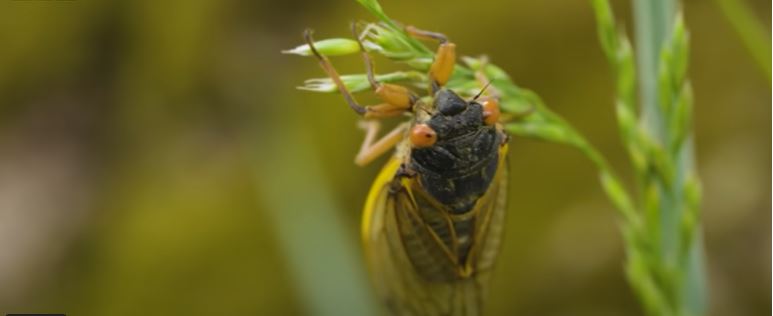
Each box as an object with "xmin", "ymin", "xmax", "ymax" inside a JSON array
[{"xmin": 396, "ymin": 163, "xmax": 417, "ymax": 178}]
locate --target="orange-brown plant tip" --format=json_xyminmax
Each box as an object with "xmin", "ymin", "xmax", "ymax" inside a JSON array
[
  {"xmin": 482, "ymin": 99, "xmax": 500, "ymax": 125},
  {"xmin": 410, "ymin": 124, "xmax": 437, "ymax": 148}
]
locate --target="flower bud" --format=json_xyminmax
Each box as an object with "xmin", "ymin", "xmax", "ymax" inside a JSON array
[{"xmin": 282, "ymin": 38, "xmax": 360, "ymax": 57}]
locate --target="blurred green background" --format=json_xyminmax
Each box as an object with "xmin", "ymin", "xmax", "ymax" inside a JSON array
[{"xmin": 0, "ymin": 0, "xmax": 769, "ymax": 315}]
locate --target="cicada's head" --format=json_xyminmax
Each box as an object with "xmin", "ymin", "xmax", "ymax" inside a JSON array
[
  {"xmin": 408, "ymin": 88, "xmax": 504, "ymax": 214},
  {"xmin": 409, "ymin": 89, "xmax": 500, "ymax": 148}
]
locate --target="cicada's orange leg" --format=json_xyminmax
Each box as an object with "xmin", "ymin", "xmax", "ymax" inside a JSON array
[
  {"xmin": 405, "ymin": 25, "xmax": 456, "ymax": 93},
  {"xmin": 350, "ymin": 23, "xmax": 419, "ymax": 119},
  {"xmin": 304, "ymin": 28, "xmax": 419, "ymax": 118},
  {"xmin": 355, "ymin": 121, "xmax": 409, "ymax": 167},
  {"xmin": 305, "ymin": 28, "xmax": 417, "ymax": 166},
  {"xmin": 304, "ymin": 29, "xmax": 366, "ymax": 115}
]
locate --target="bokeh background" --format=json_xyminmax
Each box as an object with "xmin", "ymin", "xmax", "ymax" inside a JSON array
[{"xmin": 0, "ymin": 0, "xmax": 769, "ymax": 315}]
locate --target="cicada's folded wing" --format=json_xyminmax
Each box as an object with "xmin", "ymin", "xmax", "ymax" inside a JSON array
[
  {"xmin": 467, "ymin": 144, "xmax": 509, "ymax": 274},
  {"xmin": 362, "ymin": 158, "xmax": 427, "ymax": 315},
  {"xmin": 361, "ymin": 144, "xmax": 509, "ymax": 316}
]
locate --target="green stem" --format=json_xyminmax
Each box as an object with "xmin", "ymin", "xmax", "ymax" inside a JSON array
[
  {"xmin": 633, "ymin": 1, "xmax": 706, "ymax": 315},
  {"xmin": 633, "ymin": 0, "xmax": 675, "ymax": 143}
]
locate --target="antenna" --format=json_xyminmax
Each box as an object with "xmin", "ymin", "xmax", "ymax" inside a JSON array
[{"xmin": 472, "ymin": 81, "xmax": 492, "ymax": 101}]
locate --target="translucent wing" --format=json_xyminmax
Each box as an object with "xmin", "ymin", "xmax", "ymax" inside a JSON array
[{"xmin": 362, "ymin": 145, "xmax": 509, "ymax": 316}]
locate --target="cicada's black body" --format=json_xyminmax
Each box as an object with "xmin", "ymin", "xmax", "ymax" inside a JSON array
[
  {"xmin": 411, "ymin": 89, "xmax": 504, "ymax": 214},
  {"xmin": 300, "ymin": 21, "xmax": 510, "ymax": 316},
  {"xmin": 362, "ymin": 86, "xmax": 509, "ymax": 316}
]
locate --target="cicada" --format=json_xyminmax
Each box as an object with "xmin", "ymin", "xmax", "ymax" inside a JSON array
[{"xmin": 303, "ymin": 24, "xmax": 509, "ymax": 316}]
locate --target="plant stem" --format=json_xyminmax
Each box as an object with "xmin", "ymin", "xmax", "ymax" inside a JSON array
[
  {"xmin": 633, "ymin": 0, "xmax": 675, "ymax": 142},
  {"xmin": 632, "ymin": 1, "xmax": 706, "ymax": 315}
]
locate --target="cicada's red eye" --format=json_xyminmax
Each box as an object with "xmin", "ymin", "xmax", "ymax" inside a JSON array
[
  {"xmin": 410, "ymin": 123, "xmax": 437, "ymax": 148},
  {"xmin": 481, "ymin": 98, "xmax": 500, "ymax": 125}
]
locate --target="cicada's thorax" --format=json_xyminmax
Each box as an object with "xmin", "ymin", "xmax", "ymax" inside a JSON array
[{"xmin": 410, "ymin": 89, "xmax": 504, "ymax": 215}]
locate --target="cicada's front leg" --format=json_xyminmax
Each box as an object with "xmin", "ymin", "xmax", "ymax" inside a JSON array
[
  {"xmin": 304, "ymin": 28, "xmax": 417, "ymax": 166},
  {"xmin": 405, "ymin": 25, "xmax": 456, "ymax": 93},
  {"xmin": 355, "ymin": 121, "xmax": 409, "ymax": 167},
  {"xmin": 351, "ymin": 24, "xmax": 419, "ymax": 120}
]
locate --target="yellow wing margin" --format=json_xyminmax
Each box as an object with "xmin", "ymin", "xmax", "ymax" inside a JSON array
[
  {"xmin": 362, "ymin": 158, "xmax": 436, "ymax": 315},
  {"xmin": 361, "ymin": 157, "xmax": 402, "ymax": 245}
]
